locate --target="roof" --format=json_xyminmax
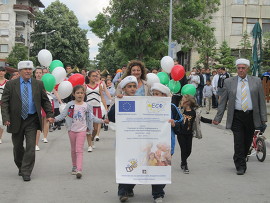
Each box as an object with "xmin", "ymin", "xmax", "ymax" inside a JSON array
[{"xmin": 29, "ymin": 0, "xmax": 45, "ymax": 8}]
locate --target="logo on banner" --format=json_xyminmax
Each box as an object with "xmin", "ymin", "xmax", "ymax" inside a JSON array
[
  {"xmin": 125, "ymin": 159, "xmax": 138, "ymax": 172},
  {"xmin": 119, "ymin": 101, "xmax": 135, "ymax": 112},
  {"xmin": 146, "ymin": 101, "xmax": 165, "ymax": 113}
]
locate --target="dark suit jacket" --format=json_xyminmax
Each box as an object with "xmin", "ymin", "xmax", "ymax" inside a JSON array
[
  {"xmin": 214, "ymin": 75, "xmax": 267, "ymax": 129},
  {"xmin": 1, "ymin": 77, "xmax": 54, "ymax": 134}
]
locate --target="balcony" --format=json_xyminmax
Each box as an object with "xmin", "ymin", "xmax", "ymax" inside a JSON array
[
  {"xmin": 15, "ymin": 37, "xmax": 26, "ymax": 44},
  {"xmin": 15, "ymin": 21, "xmax": 25, "ymax": 29},
  {"xmin": 13, "ymin": 4, "xmax": 35, "ymax": 17}
]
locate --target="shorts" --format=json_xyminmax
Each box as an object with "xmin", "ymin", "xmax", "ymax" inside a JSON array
[{"xmin": 93, "ymin": 107, "xmax": 102, "ymax": 119}]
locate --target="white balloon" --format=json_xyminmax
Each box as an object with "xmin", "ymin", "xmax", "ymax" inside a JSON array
[
  {"xmin": 160, "ymin": 56, "xmax": 174, "ymax": 73},
  {"xmin": 37, "ymin": 49, "xmax": 52, "ymax": 67},
  {"xmin": 146, "ymin": 73, "xmax": 160, "ymax": 86},
  {"xmin": 52, "ymin": 67, "xmax": 67, "ymax": 84},
  {"xmin": 59, "ymin": 103, "xmax": 66, "ymax": 113},
  {"xmin": 58, "ymin": 81, "xmax": 73, "ymax": 99}
]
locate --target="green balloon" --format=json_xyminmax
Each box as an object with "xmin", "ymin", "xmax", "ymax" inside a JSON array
[
  {"xmin": 168, "ymin": 79, "xmax": 181, "ymax": 94},
  {"xmin": 181, "ymin": 84, "xmax": 196, "ymax": 96},
  {"xmin": 41, "ymin": 73, "xmax": 56, "ymax": 92},
  {"xmin": 157, "ymin": 72, "xmax": 169, "ymax": 85},
  {"xmin": 49, "ymin": 60, "xmax": 64, "ymax": 72}
]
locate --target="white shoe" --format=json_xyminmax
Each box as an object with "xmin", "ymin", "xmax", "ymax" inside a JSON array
[
  {"xmin": 35, "ymin": 145, "xmax": 40, "ymax": 151},
  {"xmin": 0, "ymin": 139, "xmax": 2, "ymax": 144},
  {"xmin": 43, "ymin": 138, "xmax": 48, "ymax": 143},
  {"xmin": 76, "ymin": 171, "xmax": 82, "ymax": 179},
  {"xmin": 92, "ymin": 144, "xmax": 96, "ymax": 149},
  {"xmin": 154, "ymin": 197, "xmax": 163, "ymax": 203},
  {"xmin": 87, "ymin": 146, "xmax": 93, "ymax": 152},
  {"xmin": 95, "ymin": 136, "xmax": 100, "ymax": 141}
]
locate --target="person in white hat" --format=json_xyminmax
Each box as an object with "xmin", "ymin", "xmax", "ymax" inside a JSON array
[
  {"xmin": 1, "ymin": 61, "xmax": 54, "ymax": 181},
  {"xmin": 213, "ymin": 58, "xmax": 267, "ymax": 175}
]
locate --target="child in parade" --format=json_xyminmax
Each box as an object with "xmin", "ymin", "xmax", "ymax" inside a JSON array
[
  {"xmin": 175, "ymin": 94, "xmax": 212, "ymax": 174},
  {"xmin": 203, "ymin": 79, "xmax": 214, "ymax": 114},
  {"xmin": 107, "ymin": 77, "xmax": 170, "ymax": 203},
  {"xmin": 55, "ymin": 85, "xmax": 107, "ymax": 179},
  {"xmin": 0, "ymin": 66, "xmax": 8, "ymax": 144}
]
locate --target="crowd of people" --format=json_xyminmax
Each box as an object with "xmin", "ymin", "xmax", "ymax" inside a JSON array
[{"xmin": 0, "ymin": 58, "xmax": 267, "ymax": 203}]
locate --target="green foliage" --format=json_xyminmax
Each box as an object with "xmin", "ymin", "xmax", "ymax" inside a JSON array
[
  {"xmin": 238, "ymin": 31, "xmax": 252, "ymax": 59},
  {"xmin": 31, "ymin": 0, "xmax": 89, "ymax": 68},
  {"xmin": 216, "ymin": 41, "xmax": 235, "ymax": 72},
  {"xmin": 262, "ymin": 32, "xmax": 270, "ymax": 72},
  {"xmin": 6, "ymin": 44, "xmax": 28, "ymax": 68}
]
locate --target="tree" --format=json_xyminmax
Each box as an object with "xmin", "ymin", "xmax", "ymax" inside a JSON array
[
  {"xmin": 216, "ymin": 41, "xmax": 235, "ymax": 72},
  {"xmin": 89, "ymin": 0, "xmax": 220, "ymax": 69},
  {"xmin": 196, "ymin": 28, "xmax": 217, "ymax": 69},
  {"xmin": 262, "ymin": 32, "xmax": 270, "ymax": 72},
  {"xmin": 6, "ymin": 44, "xmax": 36, "ymax": 68},
  {"xmin": 31, "ymin": 0, "xmax": 89, "ymax": 68},
  {"xmin": 238, "ymin": 31, "xmax": 252, "ymax": 59}
]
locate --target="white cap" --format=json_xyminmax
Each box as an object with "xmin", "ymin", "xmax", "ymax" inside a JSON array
[
  {"xmin": 119, "ymin": 76, "xmax": 138, "ymax": 89},
  {"xmin": 151, "ymin": 83, "xmax": 171, "ymax": 97},
  {"xmin": 236, "ymin": 58, "xmax": 250, "ymax": 67},
  {"xmin": 18, "ymin": 61, "xmax": 34, "ymax": 70}
]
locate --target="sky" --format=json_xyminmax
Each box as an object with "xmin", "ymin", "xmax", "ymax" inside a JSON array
[{"xmin": 41, "ymin": 0, "xmax": 110, "ymax": 60}]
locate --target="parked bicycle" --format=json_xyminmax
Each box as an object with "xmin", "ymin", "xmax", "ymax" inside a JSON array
[{"xmin": 247, "ymin": 124, "xmax": 267, "ymax": 162}]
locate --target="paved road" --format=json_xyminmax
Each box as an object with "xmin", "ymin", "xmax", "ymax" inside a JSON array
[{"xmin": 0, "ymin": 122, "xmax": 270, "ymax": 203}]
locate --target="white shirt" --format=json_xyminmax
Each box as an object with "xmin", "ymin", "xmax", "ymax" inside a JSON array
[
  {"xmin": 188, "ymin": 75, "xmax": 200, "ymax": 88},
  {"xmin": 235, "ymin": 76, "xmax": 253, "ymax": 111}
]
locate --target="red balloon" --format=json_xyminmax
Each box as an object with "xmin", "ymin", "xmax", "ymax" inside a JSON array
[
  {"xmin": 68, "ymin": 73, "xmax": 85, "ymax": 87},
  {"xmin": 171, "ymin": 65, "xmax": 185, "ymax": 81},
  {"xmin": 54, "ymin": 83, "xmax": 60, "ymax": 91}
]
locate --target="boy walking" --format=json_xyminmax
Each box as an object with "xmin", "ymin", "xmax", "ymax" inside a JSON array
[{"xmin": 203, "ymin": 80, "xmax": 213, "ymax": 114}]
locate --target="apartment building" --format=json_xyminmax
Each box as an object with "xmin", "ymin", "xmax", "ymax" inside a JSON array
[
  {"xmin": 173, "ymin": 0, "xmax": 270, "ymax": 70},
  {"xmin": 0, "ymin": 0, "xmax": 44, "ymax": 67}
]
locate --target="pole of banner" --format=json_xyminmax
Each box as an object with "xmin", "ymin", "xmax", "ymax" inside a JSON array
[{"xmin": 168, "ymin": 0, "xmax": 173, "ymax": 57}]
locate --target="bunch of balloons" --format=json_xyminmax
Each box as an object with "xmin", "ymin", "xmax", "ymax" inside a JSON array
[{"xmin": 37, "ymin": 49, "xmax": 85, "ymax": 99}]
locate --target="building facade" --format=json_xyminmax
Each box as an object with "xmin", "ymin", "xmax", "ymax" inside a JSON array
[
  {"xmin": 0, "ymin": 0, "xmax": 44, "ymax": 67},
  {"xmin": 173, "ymin": 0, "xmax": 270, "ymax": 70}
]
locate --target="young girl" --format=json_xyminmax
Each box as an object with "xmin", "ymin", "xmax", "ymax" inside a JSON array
[
  {"xmin": 55, "ymin": 85, "xmax": 107, "ymax": 179},
  {"xmin": 0, "ymin": 66, "xmax": 8, "ymax": 144},
  {"xmin": 176, "ymin": 94, "xmax": 212, "ymax": 174}
]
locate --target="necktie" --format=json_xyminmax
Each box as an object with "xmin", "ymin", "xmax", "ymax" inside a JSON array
[
  {"xmin": 21, "ymin": 81, "xmax": 29, "ymax": 120},
  {"xmin": 241, "ymin": 79, "xmax": 248, "ymax": 112}
]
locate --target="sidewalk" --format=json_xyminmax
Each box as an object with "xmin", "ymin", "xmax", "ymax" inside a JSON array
[{"xmin": 200, "ymin": 102, "xmax": 270, "ymax": 146}]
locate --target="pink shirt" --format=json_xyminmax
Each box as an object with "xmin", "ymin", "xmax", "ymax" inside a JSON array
[{"xmin": 70, "ymin": 103, "xmax": 88, "ymax": 132}]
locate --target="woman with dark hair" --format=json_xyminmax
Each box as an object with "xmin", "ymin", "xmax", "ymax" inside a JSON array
[{"xmin": 116, "ymin": 60, "xmax": 150, "ymax": 96}]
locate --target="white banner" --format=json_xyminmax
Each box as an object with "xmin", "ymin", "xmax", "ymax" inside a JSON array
[{"xmin": 115, "ymin": 96, "xmax": 171, "ymax": 184}]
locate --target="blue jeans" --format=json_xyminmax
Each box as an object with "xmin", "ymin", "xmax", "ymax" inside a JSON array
[
  {"xmin": 196, "ymin": 86, "xmax": 203, "ymax": 106},
  {"xmin": 171, "ymin": 130, "xmax": 176, "ymax": 155}
]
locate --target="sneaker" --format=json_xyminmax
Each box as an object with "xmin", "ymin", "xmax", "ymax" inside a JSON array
[
  {"xmin": 154, "ymin": 197, "xmax": 163, "ymax": 203},
  {"xmin": 49, "ymin": 125, "xmax": 54, "ymax": 132},
  {"xmin": 0, "ymin": 139, "xmax": 2, "ymax": 144},
  {"xmin": 76, "ymin": 171, "xmax": 82, "ymax": 179},
  {"xmin": 58, "ymin": 126, "xmax": 61, "ymax": 130},
  {"xmin": 104, "ymin": 125, "xmax": 108, "ymax": 131},
  {"xmin": 95, "ymin": 136, "xmax": 100, "ymax": 141},
  {"xmin": 87, "ymin": 146, "xmax": 93, "ymax": 152},
  {"xmin": 35, "ymin": 145, "xmax": 40, "ymax": 151},
  {"xmin": 71, "ymin": 166, "xmax": 77, "ymax": 175},
  {"xmin": 43, "ymin": 138, "xmax": 48, "ymax": 143},
  {"xmin": 119, "ymin": 195, "xmax": 128, "ymax": 202},
  {"xmin": 92, "ymin": 144, "xmax": 96, "ymax": 149},
  {"xmin": 183, "ymin": 165, "xmax": 189, "ymax": 174}
]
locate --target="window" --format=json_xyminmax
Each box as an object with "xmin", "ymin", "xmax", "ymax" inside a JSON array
[
  {"xmin": 247, "ymin": 18, "xmax": 259, "ymax": 35},
  {"xmin": 263, "ymin": 0, "xmax": 270, "ymax": 5},
  {"xmin": 0, "ymin": 0, "xmax": 8, "ymax": 4},
  {"xmin": 232, "ymin": 0, "xmax": 244, "ymax": 4},
  {"xmin": 247, "ymin": 0, "xmax": 259, "ymax": 4},
  {"xmin": 232, "ymin": 18, "xmax": 243, "ymax": 35},
  {"xmin": 0, "ymin": 44, "xmax": 8, "ymax": 53},
  {"xmin": 262, "ymin": 19, "xmax": 270, "ymax": 34},
  {"xmin": 0, "ymin": 13, "xmax": 9, "ymax": 21},
  {"xmin": 0, "ymin": 29, "xmax": 9, "ymax": 36}
]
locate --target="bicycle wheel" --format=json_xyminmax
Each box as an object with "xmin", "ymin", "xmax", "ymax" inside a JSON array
[{"xmin": 256, "ymin": 137, "xmax": 266, "ymax": 162}]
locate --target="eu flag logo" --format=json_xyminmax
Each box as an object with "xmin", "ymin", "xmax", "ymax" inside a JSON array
[{"xmin": 119, "ymin": 101, "xmax": 135, "ymax": 112}]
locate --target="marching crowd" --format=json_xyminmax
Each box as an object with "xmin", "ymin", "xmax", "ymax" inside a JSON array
[{"xmin": 0, "ymin": 58, "xmax": 267, "ymax": 203}]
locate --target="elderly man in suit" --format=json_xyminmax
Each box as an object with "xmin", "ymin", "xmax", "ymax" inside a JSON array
[
  {"xmin": 1, "ymin": 61, "xmax": 54, "ymax": 181},
  {"xmin": 213, "ymin": 58, "xmax": 267, "ymax": 175}
]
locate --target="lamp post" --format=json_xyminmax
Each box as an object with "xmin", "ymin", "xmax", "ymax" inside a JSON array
[
  {"xmin": 28, "ymin": 30, "xmax": 56, "ymax": 59},
  {"xmin": 168, "ymin": 0, "xmax": 173, "ymax": 57}
]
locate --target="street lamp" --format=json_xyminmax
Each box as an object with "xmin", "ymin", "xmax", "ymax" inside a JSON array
[{"xmin": 28, "ymin": 30, "xmax": 56, "ymax": 59}]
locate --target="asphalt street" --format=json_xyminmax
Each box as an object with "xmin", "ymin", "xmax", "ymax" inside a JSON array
[{"xmin": 0, "ymin": 115, "xmax": 270, "ymax": 203}]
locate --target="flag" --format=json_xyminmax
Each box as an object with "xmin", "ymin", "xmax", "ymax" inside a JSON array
[
  {"xmin": 252, "ymin": 22, "xmax": 262, "ymax": 76},
  {"xmin": 119, "ymin": 101, "xmax": 135, "ymax": 112}
]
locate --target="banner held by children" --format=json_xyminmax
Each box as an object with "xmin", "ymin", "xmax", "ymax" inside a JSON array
[{"xmin": 115, "ymin": 96, "xmax": 171, "ymax": 184}]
